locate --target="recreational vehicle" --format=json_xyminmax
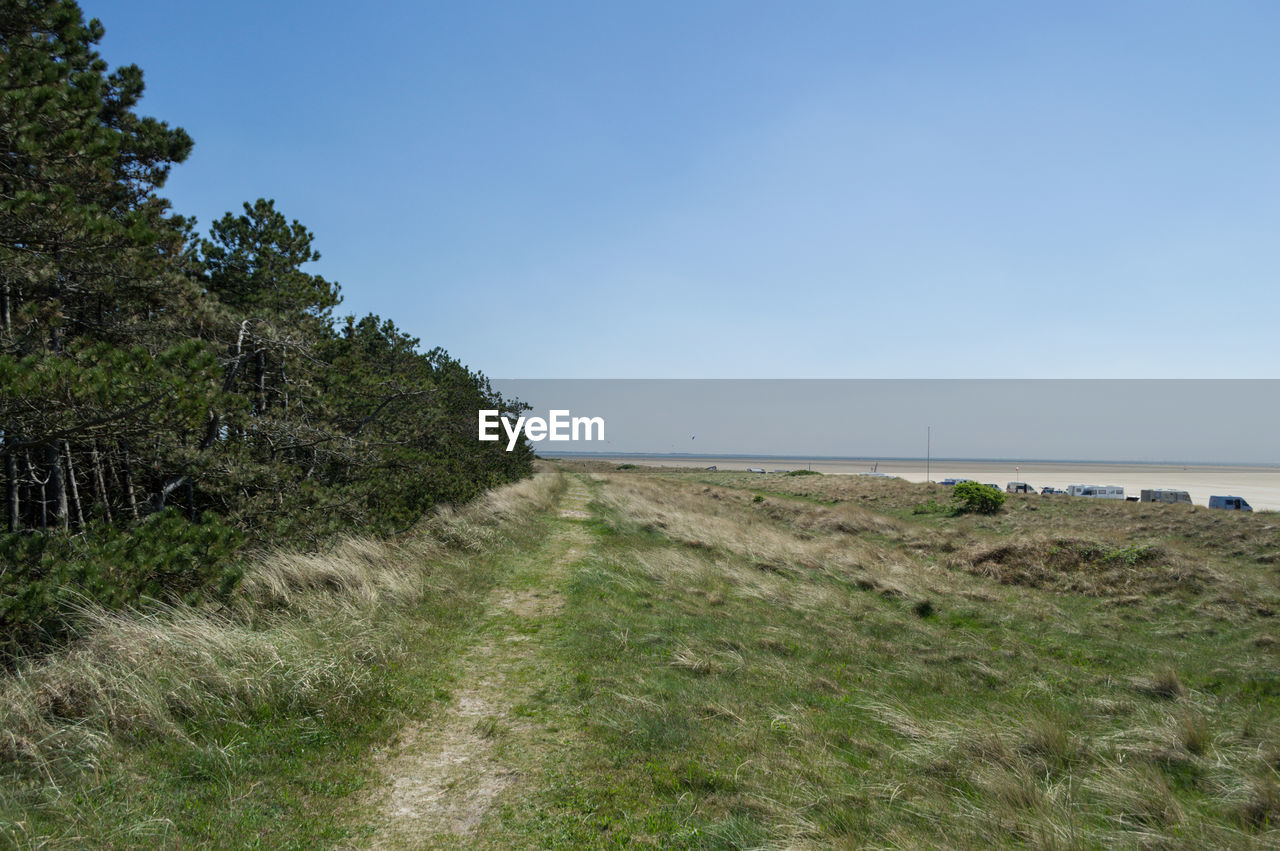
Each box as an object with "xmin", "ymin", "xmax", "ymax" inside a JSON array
[
  {"xmin": 1209, "ymin": 495, "xmax": 1252, "ymax": 511},
  {"xmin": 1006, "ymin": 482, "xmax": 1034, "ymax": 494},
  {"xmin": 1140, "ymin": 489, "xmax": 1191, "ymax": 505},
  {"xmin": 1066, "ymin": 485, "xmax": 1125, "ymax": 499}
]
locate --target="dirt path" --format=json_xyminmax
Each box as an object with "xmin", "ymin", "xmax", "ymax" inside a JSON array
[{"xmin": 366, "ymin": 477, "xmax": 593, "ymax": 848}]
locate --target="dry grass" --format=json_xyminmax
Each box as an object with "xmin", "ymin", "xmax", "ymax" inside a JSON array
[
  {"xmin": 607, "ymin": 462, "xmax": 1280, "ymax": 619},
  {"xmin": 9, "ymin": 460, "xmax": 1276, "ymax": 846},
  {"xmin": 0, "ymin": 604, "xmax": 376, "ymax": 781},
  {"xmin": 595, "ymin": 475, "xmax": 933, "ymax": 602},
  {"xmin": 0, "ymin": 469, "xmax": 564, "ymax": 791},
  {"xmin": 424, "ymin": 467, "xmax": 564, "ymax": 550},
  {"xmin": 1142, "ymin": 666, "xmax": 1188, "ymax": 700},
  {"xmin": 948, "ymin": 536, "xmax": 1219, "ymax": 597},
  {"xmin": 613, "ymin": 461, "xmax": 1280, "ymax": 567},
  {"xmin": 530, "ymin": 463, "xmax": 1280, "ymax": 847},
  {"xmin": 240, "ymin": 537, "xmax": 435, "ymax": 613}
]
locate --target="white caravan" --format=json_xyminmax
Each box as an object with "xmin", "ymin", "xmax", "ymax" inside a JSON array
[
  {"xmin": 1066, "ymin": 484, "xmax": 1125, "ymax": 499},
  {"xmin": 1140, "ymin": 489, "xmax": 1192, "ymax": 505}
]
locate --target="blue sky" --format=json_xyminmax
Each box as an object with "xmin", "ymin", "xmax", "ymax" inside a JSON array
[{"xmin": 86, "ymin": 1, "xmax": 1280, "ymax": 378}]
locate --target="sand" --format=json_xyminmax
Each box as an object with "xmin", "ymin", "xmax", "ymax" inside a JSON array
[{"xmin": 579, "ymin": 455, "xmax": 1280, "ymax": 512}]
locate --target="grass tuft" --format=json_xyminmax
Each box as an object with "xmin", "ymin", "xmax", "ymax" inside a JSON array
[
  {"xmin": 1176, "ymin": 711, "xmax": 1212, "ymax": 755},
  {"xmin": 1142, "ymin": 667, "xmax": 1188, "ymax": 700}
]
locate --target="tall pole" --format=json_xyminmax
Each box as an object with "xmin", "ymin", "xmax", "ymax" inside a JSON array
[{"xmin": 926, "ymin": 426, "xmax": 931, "ymax": 483}]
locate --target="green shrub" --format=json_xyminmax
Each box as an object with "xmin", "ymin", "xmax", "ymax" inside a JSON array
[
  {"xmin": 0, "ymin": 511, "xmax": 242, "ymax": 663},
  {"xmin": 785, "ymin": 469, "xmax": 822, "ymax": 477},
  {"xmin": 952, "ymin": 481, "xmax": 1006, "ymax": 515},
  {"xmin": 617, "ymin": 464, "xmax": 637, "ymax": 470}
]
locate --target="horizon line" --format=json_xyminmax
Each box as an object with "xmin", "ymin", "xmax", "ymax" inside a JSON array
[{"xmin": 540, "ymin": 451, "xmax": 1280, "ymax": 468}]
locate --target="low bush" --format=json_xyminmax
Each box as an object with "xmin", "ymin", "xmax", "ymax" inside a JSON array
[{"xmin": 952, "ymin": 481, "xmax": 1006, "ymax": 515}]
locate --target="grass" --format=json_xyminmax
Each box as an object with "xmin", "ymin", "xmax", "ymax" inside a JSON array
[
  {"xmin": 472, "ymin": 463, "xmax": 1280, "ymax": 847},
  {"xmin": 0, "ymin": 469, "xmax": 565, "ymax": 848},
  {"xmin": 3, "ymin": 460, "xmax": 1279, "ymax": 847}
]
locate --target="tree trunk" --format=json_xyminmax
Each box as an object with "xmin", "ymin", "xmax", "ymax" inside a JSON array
[
  {"xmin": 46, "ymin": 443, "xmax": 67, "ymax": 531},
  {"xmin": 254, "ymin": 350, "xmax": 266, "ymax": 415},
  {"xmin": 149, "ymin": 474, "xmax": 188, "ymax": 514},
  {"xmin": 123, "ymin": 452, "xmax": 139, "ymax": 520},
  {"xmin": 64, "ymin": 441, "xmax": 84, "ymax": 527},
  {"xmin": 27, "ymin": 452, "xmax": 47, "ymax": 530},
  {"xmin": 5, "ymin": 438, "xmax": 18, "ymax": 533},
  {"xmin": 90, "ymin": 439, "xmax": 112, "ymax": 523}
]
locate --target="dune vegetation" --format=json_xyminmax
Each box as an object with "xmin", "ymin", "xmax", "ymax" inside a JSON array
[
  {"xmin": 0, "ymin": 469, "xmax": 564, "ymax": 847},
  {"xmin": 4, "ymin": 461, "xmax": 1277, "ymax": 847},
  {"xmin": 496, "ymin": 463, "xmax": 1279, "ymax": 847}
]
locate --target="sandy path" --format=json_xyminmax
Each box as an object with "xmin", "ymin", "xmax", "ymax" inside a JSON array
[{"xmin": 365, "ymin": 479, "xmax": 592, "ymax": 848}]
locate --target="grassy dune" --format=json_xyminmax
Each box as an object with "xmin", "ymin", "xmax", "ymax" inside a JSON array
[
  {"xmin": 2, "ymin": 462, "xmax": 1278, "ymax": 847},
  {"xmin": 0, "ymin": 470, "xmax": 566, "ymax": 847},
  {"xmin": 506, "ymin": 463, "xmax": 1278, "ymax": 847}
]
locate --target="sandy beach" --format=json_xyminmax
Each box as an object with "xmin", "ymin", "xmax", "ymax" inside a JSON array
[{"xmin": 575, "ymin": 455, "xmax": 1280, "ymax": 512}]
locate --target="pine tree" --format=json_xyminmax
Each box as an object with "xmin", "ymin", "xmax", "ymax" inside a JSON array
[
  {"xmin": 1, "ymin": 0, "xmax": 206, "ymax": 531},
  {"xmin": 0, "ymin": 1, "xmax": 534, "ymax": 660}
]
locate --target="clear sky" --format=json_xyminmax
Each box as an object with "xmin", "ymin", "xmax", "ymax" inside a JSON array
[{"xmin": 85, "ymin": 1, "xmax": 1280, "ymax": 378}]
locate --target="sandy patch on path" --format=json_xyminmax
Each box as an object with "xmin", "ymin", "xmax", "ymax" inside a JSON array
[
  {"xmin": 376, "ymin": 689, "xmax": 515, "ymax": 840},
  {"xmin": 366, "ymin": 480, "xmax": 592, "ymax": 847},
  {"xmin": 492, "ymin": 586, "xmax": 564, "ymax": 618}
]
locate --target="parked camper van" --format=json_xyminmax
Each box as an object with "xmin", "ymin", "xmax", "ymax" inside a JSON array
[
  {"xmin": 1006, "ymin": 482, "xmax": 1034, "ymax": 494},
  {"xmin": 1141, "ymin": 489, "xmax": 1191, "ymax": 505},
  {"xmin": 1067, "ymin": 485, "xmax": 1125, "ymax": 499},
  {"xmin": 1209, "ymin": 495, "xmax": 1252, "ymax": 511}
]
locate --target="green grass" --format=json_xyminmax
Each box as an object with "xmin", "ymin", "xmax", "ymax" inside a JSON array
[
  {"xmin": 3, "ymin": 465, "xmax": 1278, "ymax": 847},
  {"xmin": 469, "ymin": 467, "xmax": 1280, "ymax": 847},
  {"xmin": 0, "ymin": 472, "xmax": 565, "ymax": 848}
]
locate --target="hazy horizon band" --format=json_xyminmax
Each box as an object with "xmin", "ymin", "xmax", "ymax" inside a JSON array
[
  {"xmin": 546, "ymin": 451, "xmax": 1280, "ymax": 469},
  {"xmin": 489, "ymin": 379, "xmax": 1280, "ymax": 466}
]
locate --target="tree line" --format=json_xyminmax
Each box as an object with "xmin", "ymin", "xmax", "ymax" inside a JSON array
[{"xmin": 0, "ymin": 0, "xmax": 533, "ymax": 659}]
